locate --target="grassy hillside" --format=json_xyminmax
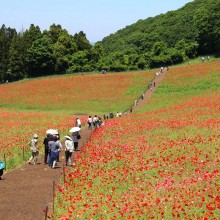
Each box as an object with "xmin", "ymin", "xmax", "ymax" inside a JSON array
[{"xmin": 137, "ymin": 61, "xmax": 220, "ymax": 112}]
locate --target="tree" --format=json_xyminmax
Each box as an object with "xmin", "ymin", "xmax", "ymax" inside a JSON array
[
  {"xmin": 53, "ymin": 33, "xmax": 76, "ymax": 73},
  {"xmin": 45, "ymin": 24, "xmax": 66, "ymax": 44},
  {"xmin": 0, "ymin": 25, "xmax": 17, "ymax": 81},
  {"xmin": 73, "ymin": 31, "xmax": 92, "ymax": 51},
  {"xmin": 68, "ymin": 50, "xmax": 89, "ymax": 73},
  {"xmin": 26, "ymin": 36, "xmax": 55, "ymax": 77},
  {"xmin": 7, "ymin": 33, "xmax": 26, "ymax": 80}
]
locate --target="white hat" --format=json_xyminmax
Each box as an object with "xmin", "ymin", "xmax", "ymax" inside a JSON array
[
  {"xmin": 64, "ymin": 135, "xmax": 72, "ymax": 140},
  {"xmin": 33, "ymin": 134, "xmax": 38, "ymax": 139}
]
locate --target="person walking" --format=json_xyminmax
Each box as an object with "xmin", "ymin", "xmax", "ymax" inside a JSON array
[
  {"xmin": 48, "ymin": 135, "xmax": 60, "ymax": 168},
  {"xmin": 43, "ymin": 134, "xmax": 52, "ymax": 164},
  {"xmin": 148, "ymin": 81, "xmax": 153, "ymax": 91},
  {"xmin": 0, "ymin": 159, "xmax": 5, "ymax": 180},
  {"xmin": 28, "ymin": 134, "xmax": 39, "ymax": 165},
  {"xmin": 93, "ymin": 115, "xmax": 99, "ymax": 128},
  {"xmin": 76, "ymin": 118, "xmax": 82, "ymax": 128},
  {"xmin": 64, "ymin": 136, "xmax": 74, "ymax": 166},
  {"xmin": 72, "ymin": 131, "xmax": 80, "ymax": 151},
  {"xmin": 87, "ymin": 116, "xmax": 93, "ymax": 130},
  {"xmin": 56, "ymin": 133, "xmax": 62, "ymax": 162}
]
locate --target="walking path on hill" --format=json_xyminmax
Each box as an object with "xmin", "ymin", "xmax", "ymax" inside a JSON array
[
  {"xmin": 131, "ymin": 68, "xmax": 167, "ymax": 112},
  {"xmin": 0, "ymin": 127, "xmax": 92, "ymax": 220},
  {"xmin": 0, "ymin": 68, "xmax": 167, "ymax": 220}
]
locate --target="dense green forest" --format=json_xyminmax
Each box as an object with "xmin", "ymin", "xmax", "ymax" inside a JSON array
[{"xmin": 0, "ymin": 0, "xmax": 219, "ymax": 82}]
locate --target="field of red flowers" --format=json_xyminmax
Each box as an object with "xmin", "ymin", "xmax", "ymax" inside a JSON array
[
  {"xmin": 52, "ymin": 62, "xmax": 220, "ymax": 219},
  {"xmin": 0, "ymin": 108, "xmax": 89, "ymax": 169},
  {"xmin": 0, "ymin": 71, "xmax": 155, "ymax": 114}
]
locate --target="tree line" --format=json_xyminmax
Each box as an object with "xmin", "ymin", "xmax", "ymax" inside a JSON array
[
  {"xmin": 0, "ymin": 0, "xmax": 219, "ymax": 82},
  {"xmin": 0, "ymin": 24, "xmax": 104, "ymax": 82}
]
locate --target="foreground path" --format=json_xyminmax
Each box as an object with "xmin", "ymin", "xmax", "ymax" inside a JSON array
[
  {"xmin": 0, "ymin": 127, "xmax": 92, "ymax": 220},
  {"xmin": 131, "ymin": 69, "xmax": 167, "ymax": 112}
]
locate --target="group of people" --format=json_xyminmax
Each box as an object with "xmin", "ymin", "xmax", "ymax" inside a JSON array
[
  {"xmin": 87, "ymin": 115, "xmax": 103, "ymax": 130},
  {"xmin": 28, "ymin": 121, "xmax": 82, "ymax": 168}
]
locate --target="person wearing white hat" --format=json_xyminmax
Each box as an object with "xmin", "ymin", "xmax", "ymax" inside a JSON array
[
  {"xmin": 64, "ymin": 136, "xmax": 74, "ymax": 166},
  {"xmin": 28, "ymin": 134, "xmax": 39, "ymax": 165}
]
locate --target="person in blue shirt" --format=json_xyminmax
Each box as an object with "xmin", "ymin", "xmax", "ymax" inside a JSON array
[{"xmin": 0, "ymin": 159, "xmax": 5, "ymax": 180}]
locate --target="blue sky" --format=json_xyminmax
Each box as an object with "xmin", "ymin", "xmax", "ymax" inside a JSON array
[{"xmin": 0, "ymin": 0, "xmax": 193, "ymax": 42}]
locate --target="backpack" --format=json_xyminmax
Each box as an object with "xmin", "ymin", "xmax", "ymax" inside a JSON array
[
  {"xmin": 0, "ymin": 160, "xmax": 5, "ymax": 170},
  {"xmin": 29, "ymin": 139, "xmax": 37, "ymax": 152}
]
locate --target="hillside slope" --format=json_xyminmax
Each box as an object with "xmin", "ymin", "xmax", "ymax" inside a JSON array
[{"xmin": 99, "ymin": 0, "xmax": 220, "ymax": 55}]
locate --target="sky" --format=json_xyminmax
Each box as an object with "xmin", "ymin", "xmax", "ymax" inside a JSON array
[{"xmin": 0, "ymin": 0, "xmax": 193, "ymax": 43}]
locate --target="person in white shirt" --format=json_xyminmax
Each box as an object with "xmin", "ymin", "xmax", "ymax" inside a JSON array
[
  {"xmin": 28, "ymin": 134, "xmax": 38, "ymax": 165},
  {"xmin": 76, "ymin": 118, "xmax": 81, "ymax": 128},
  {"xmin": 87, "ymin": 116, "xmax": 93, "ymax": 130},
  {"xmin": 93, "ymin": 115, "xmax": 99, "ymax": 128},
  {"xmin": 64, "ymin": 136, "xmax": 74, "ymax": 166}
]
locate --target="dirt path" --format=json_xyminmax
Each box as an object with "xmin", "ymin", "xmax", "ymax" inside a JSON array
[
  {"xmin": 0, "ymin": 127, "xmax": 92, "ymax": 220},
  {"xmin": 0, "ymin": 69, "xmax": 167, "ymax": 220},
  {"xmin": 131, "ymin": 69, "xmax": 167, "ymax": 112}
]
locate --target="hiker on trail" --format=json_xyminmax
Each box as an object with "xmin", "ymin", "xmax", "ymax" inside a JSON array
[
  {"xmin": 0, "ymin": 159, "xmax": 5, "ymax": 180},
  {"xmin": 135, "ymin": 100, "xmax": 138, "ymax": 106},
  {"xmin": 116, "ymin": 112, "xmax": 119, "ymax": 117},
  {"xmin": 160, "ymin": 67, "xmax": 163, "ymax": 73},
  {"xmin": 119, "ymin": 112, "xmax": 122, "ymax": 117},
  {"xmin": 109, "ymin": 113, "xmax": 114, "ymax": 118},
  {"xmin": 141, "ymin": 94, "xmax": 144, "ymax": 100},
  {"xmin": 72, "ymin": 131, "xmax": 81, "ymax": 151},
  {"xmin": 75, "ymin": 118, "xmax": 82, "ymax": 128},
  {"xmin": 48, "ymin": 135, "xmax": 60, "ymax": 168},
  {"xmin": 148, "ymin": 81, "xmax": 153, "ymax": 91},
  {"xmin": 64, "ymin": 136, "xmax": 74, "ymax": 166},
  {"xmin": 153, "ymin": 81, "xmax": 156, "ymax": 87},
  {"xmin": 93, "ymin": 115, "xmax": 99, "ymax": 128},
  {"xmin": 43, "ymin": 134, "xmax": 52, "ymax": 164},
  {"xmin": 56, "ymin": 133, "xmax": 62, "ymax": 162},
  {"xmin": 130, "ymin": 107, "xmax": 133, "ymax": 113},
  {"xmin": 103, "ymin": 114, "xmax": 106, "ymax": 120},
  {"xmin": 201, "ymin": 57, "xmax": 205, "ymax": 62},
  {"xmin": 87, "ymin": 116, "xmax": 93, "ymax": 130},
  {"xmin": 28, "ymin": 134, "xmax": 39, "ymax": 165}
]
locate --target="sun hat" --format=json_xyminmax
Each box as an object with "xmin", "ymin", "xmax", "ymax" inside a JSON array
[
  {"xmin": 33, "ymin": 134, "xmax": 38, "ymax": 139},
  {"xmin": 64, "ymin": 135, "xmax": 72, "ymax": 140}
]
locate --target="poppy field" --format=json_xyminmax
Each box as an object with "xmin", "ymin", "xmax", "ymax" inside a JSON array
[
  {"xmin": 0, "ymin": 70, "xmax": 155, "ymax": 114},
  {"xmin": 52, "ymin": 62, "xmax": 220, "ymax": 219},
  {"xmin": 0, "ymin": 108, "xmax": 77, "ymax": 169},
  {"xmin": 0, "ymin": 70, "xmax": 154, "ymax": 170}
]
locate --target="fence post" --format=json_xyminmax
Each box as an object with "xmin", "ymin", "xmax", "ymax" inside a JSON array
[
  {"xmin": 63, "ymin": 164, "xmax": 66, "ymax": 185},
  {"xmin": 52, "ymin": 180, "xmax": 55, "ymax": 217},
  {"xmin": 22, "ymin": 146, "xmax": 25, "ymax": 160},
  {"xmin": 44, "ymin": 205, "xmax": 48, "ymax": 220},
  {"xmin": 4, "ymin": 153, "xmax": 6, "ymax": 171}
]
